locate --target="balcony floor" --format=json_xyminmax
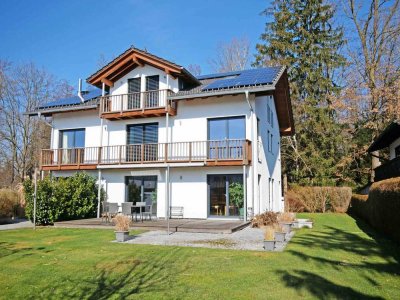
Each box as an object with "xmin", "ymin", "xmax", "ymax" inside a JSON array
[{"xmin": 101, "ymin": 107, "xmax": 176, "ymax": 120}]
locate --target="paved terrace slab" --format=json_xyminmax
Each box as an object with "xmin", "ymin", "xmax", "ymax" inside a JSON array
[{"xmin": 54, "ymin": 218, "xmax": 250, "ymax": 234}]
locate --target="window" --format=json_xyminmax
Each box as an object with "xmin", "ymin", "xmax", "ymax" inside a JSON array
[
  {"xmin": 395, "ymin": 145, "xmax": 400, "ymax": 158},
  {"xmin": 59, "ymin": 129, "xmax": 85, "ymax": 164},
  {"xmin": 59, "ymin": 128, "xmax": 85, "ymax": 148},
  {"xmin": 125, "ymin": 176, "xmax": 157, "ymax": 207},
  {"xmin": 127, "ymin": 78, "xmax": 141, "ymax": 109},
  {"xmin": 126, "ymin": 123, "xmax": 158, "ymax": 161},
  {"xmin": 145, "ymin": 75, "xmax": 160, "ymax": 107},
  {"xmin": 208, "ymin": 116, "xmax": 246, "ymax": 159}
]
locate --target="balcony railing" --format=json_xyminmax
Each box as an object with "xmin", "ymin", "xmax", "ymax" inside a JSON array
[
  {"xmin": 40, "ymin": 139, "xmax": 252, "ymax": 170},
  {"xmin": 99, "ymin": 89, "xmax": 176, "ymax": 119},
  {"xmin": 374, "ymin": 156, "xmax": 400, "ymax": 181}
]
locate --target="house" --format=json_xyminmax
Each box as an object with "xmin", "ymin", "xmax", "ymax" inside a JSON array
[
  {"xmin": 29, "ymin": 46, "xmax": 294, "ymax": 221},
  {"xmin": 368, "ymin": 120, "xmax": 400, "ymax": 182}
]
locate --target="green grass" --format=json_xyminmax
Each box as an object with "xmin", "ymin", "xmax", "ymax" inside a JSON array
[{"xmin": 0, "ymin": 214, "xmax": 399, "ymax": 299}]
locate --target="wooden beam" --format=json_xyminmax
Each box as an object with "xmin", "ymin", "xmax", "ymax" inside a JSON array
[
  {"xmin": 109, "ymin": 61, "xmax": 137, "ymax": 81},
  {"xmin": 101, "ymin": 78, "xmax": 114, "ymax": 87},
  {"xmin": 132, "ymin": 55, "xmax": 144, "ymax": 67}
]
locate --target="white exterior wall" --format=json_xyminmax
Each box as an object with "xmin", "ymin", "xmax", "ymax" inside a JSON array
[
  {"xmin": 50, "ymin": 65, "xmax": 284, "ymax": 218},
  {"xmin": 389, "ymin": 137, "xmax": 400, "ymax": 160},
  {"xmin": 255, "ymin": 95, "xmax": 283, "ymax": 213}
]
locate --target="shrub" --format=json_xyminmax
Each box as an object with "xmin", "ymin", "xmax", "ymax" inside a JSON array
[
  {"xmin": 24, "ymin": 172, "xmax": 103, "ymax": 225},
  {"xmin": 0, "ymin": 189, "xmax": 20, "ymax": 218},
  {"xmin": 285, "ymin": 186, "xmax": 352, "ymax": 213},
  {"xmin": 251, "ymin": 211, "xmax": 279, "ymax": 228},
  {"xmin": 350, "ymin": 177, "xmax": 400, "ymax": 243},
  {"xmin": 278, "ymin": 212, "xmax": 295, "ymax": 222}
]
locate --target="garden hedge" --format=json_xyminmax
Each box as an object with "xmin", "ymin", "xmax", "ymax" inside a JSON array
[
  {"xmin": 285, "ymin": 186, "xmax": 352, "ymax": 213},
  {"xmin": 23, "ymin": 172, "xmax": 102, "ymax": 225},
  {"xmin": 350, "ymin": 177, "xmax": 400, "ymax": 243}
]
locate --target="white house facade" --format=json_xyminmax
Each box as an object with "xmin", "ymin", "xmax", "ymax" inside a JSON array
[{"xmin": 31, "ymin": 47, "xmax": 294, "ymax": 221}]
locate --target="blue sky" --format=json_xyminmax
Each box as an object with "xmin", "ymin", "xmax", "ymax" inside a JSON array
[{"xmin": 0, "ymin": 0, "xmax": 269, "ymax": 89}]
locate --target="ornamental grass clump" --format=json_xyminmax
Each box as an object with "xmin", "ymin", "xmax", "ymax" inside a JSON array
[
  {"xmin": 251, "ymin": 211, "xmax": 279, "ymax": 228},
  {"xmin": 113, "ymin": 215, "xmax": 131, "ymax": 232},
  {"xmin": 264, "ymin": 226, "xmax": 275, "ymax": 241},
  {"xmin": 278, "ymin": 212, "xmax": 295, "ymax": 223}
]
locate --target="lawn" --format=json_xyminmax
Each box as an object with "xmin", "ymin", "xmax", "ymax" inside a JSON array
[{"xmin": 0, "ymin": 214, "xmax": 399, "ymax": 299}]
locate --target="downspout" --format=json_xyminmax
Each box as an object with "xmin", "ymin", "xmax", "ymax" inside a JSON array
[
  {"xmin": 97, "ymin": 82, "xmax": 106, "ymax": 218},
  {"xmin": 165, "ymin": 74, "xmax": 171, "ymax": 233},
  {"xmin": 244, "ymin": 90, "xmax": 255, "ymax": 221}
]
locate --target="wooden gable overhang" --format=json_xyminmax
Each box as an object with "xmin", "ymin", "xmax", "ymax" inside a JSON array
[{"xmin": 86, "ymin": 47, "xmax": 199, "ymax": 88}]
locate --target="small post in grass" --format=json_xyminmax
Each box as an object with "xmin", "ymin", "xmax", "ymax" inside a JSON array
[{"xmin": 33, "ymin": 166, "xmax": 37, "ymax": 230}]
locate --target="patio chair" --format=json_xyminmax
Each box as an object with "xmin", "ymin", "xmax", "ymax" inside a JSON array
[
  {"xmin": 143, "ymin": 204, "xmax": 153, "ymax": 221},
  {"xmin": 121, "ymin": 202, "xmax": 133, "ymax": 220},
  {"xmin": 101, "ymin": 201, "xmax": 109, "ymax": 223},
  {"xmin": 134, "ymin": 201, "xmax": 146, "ymax": 222},
  {"xmin": 107, "ymin": 203, "xmax": 119, "ymax": 223}
]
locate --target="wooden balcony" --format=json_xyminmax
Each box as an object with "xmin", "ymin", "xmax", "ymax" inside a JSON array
[
  {"xmin": 40, "ymin": 139, "xmax": 252, "ymax": 171},
  {"xmin": 100, "ymin": 89, "xmax": 177, "ymax": 120},
  {"xmin": 374, "ymin": 157, "xmax": 400, "ymax": 182}
]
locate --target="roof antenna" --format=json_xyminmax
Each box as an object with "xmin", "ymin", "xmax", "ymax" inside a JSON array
[{"xmin": 78, "ymin": 78, "xmax": 84, "ymax": 102}]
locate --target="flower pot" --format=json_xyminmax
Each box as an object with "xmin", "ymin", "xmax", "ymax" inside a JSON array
[
  {"xmin": 115, "ymin": 231, "xmax": 129, "ymax": 242},
  {"xmin": 279, "ymin": 222, "xmax": 292, "ymax": 233},
  {"xmin": 274, "ymin": 231, "xmax": 286, "ymax": 242},
  {"xmin": 263, "ymin": 240, "xmax": 276, "ymax": 251},
  {"xmin": 293, "ymin": 219, "xmax": 313, "ymax": 229}
]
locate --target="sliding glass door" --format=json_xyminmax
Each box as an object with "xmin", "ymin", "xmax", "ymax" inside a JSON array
[
  {"xmin": 125, "ymin": 176, "xmax": 157, "ymax": 214},
  {"xmin": 208, "ymin": 174, "xmax": 243, "ymax": 217}
]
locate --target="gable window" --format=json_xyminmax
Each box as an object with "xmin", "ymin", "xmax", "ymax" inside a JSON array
[
  {"xmin": 145, "ymin": 75, "xmax": 160, "ymax": 107},
  {"xmin": 126, "ymin": 123, "xmax": 158, "ymax": 162},
  {"xmin": 127, "ymin": 78, "xmax": 141, "ymax": 109}
]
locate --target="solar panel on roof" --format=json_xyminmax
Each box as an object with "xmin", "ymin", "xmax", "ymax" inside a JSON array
[
  {"xmin": 196, "ymin": 70, "xmax": 242, "ymax": 80},
  {"xmin": 39, "ymin": 88, "xmax": 103, "ymax": 109},
  {"xmin": 202, "ymin": 67, "xmax": 282, "ymax": 91}
]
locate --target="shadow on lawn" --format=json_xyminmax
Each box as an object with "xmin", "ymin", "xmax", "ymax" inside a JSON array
[
  {"xmin": 32, "ymin": 247, "xmax": 187, "ymax": 299},
  {"xmin": 0, "ymin": 242, "xmax": 51, "ymax": 259},
  {"xmin": 278, "ymin": 215, "xmax": 400, "ymax": 299}
]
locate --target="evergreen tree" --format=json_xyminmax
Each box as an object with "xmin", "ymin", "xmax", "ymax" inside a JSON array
[{"xmin": 254, "ymin": 0, "xmax": 347, "ymax": 186}]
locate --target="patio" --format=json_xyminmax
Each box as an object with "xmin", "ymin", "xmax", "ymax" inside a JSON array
[{"xmin": 54, "ymin": 218, "xmax": 250, "ymax": 234}]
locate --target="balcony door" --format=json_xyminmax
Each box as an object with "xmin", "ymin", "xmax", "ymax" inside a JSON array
[
  {"xmin": 59, "ymin": 129, "xmax": 85, "ymax": 164},
  {"xmin": 145, "ymin": 75, "xmax": 159, "ymax": 107},
  {"xmin": 208, "ymin": 116, "xmax": 245, "ymax": 160},
  {"xmin": 127, "ymin": 123, "xmax": 158, "ymax": 162},
  {"xmin": 127, "ymin": 78, "xmax": 141, "ymax": 109}
]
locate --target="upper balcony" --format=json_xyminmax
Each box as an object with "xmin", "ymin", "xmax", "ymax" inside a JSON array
[
  {"xmin": 100, "ymin": 89, "xmax": 176, "ymax": 120},
  {"xmin": 40, "ymin": 139, "xmax": 252, "ymax": 171},
  {"xmin": 374, "ymin": 157, "xmax": 400, "ymax": 182}
]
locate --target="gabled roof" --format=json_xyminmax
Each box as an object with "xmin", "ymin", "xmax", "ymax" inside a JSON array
[
  {"xmin": 86, "ymin": 46, "xmax": 199, "ymax": 88},
  {"xmin": 38, "ymin": 89, "xmax": 103, "ymax": 109},
  {"xmin": 170, "ymin": 67, "xmax": 294, "ymax": 136},
  {"xmin": 368, "ymin": 120, "xmax": 400, "ymax": 152}
]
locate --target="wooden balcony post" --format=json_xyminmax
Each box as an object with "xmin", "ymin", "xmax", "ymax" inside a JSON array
[
  {"xmin": 98, "ymin": 147, "xmax": 102, "ymax": 165},
  {"xmin": 141, "ymin": 144, "xmax": 145, "ymax": 163},
  {"xmin": 119, "ymin": 145, "xmax": 122, "ymax": 164},
  {"xmin": 189, "ymin": 142, "xmax": 192, "ymax": 162},
  {"xmin": 120, "ymin": 95, "xmax": 123, "ymax": 114},
  {"xmin": 58, "ymin": 149, "xmax": 62, "ymax": 167},
  {"xmin": 77, "ymin": 148, "xmax": 81, "ymax": 168},
  {"xmin": 164, "ymin": 143, "xmax": 168, "ymax": 162}
]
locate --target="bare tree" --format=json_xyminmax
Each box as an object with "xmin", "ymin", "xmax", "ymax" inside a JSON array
[
  {"xmin": 209, "ymin": 37, "xmax": 251, "ymax": 73},
  {"xmin": 0, "ymin": 61, "xmax": 72, "ymax": 186},
  {"xmin": 187, "ymin": 64, "xmax": 202, "ymax": 76},
  {"xmin": 341, "ymin": 0, "xmax": 400, "ymax": 179}
]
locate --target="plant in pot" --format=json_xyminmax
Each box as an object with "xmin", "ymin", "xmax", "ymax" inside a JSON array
[
  {"xmin": 229, "ymin": 182, "xmax": 244, "ymax": 217},
  {"xmin": 263, "ymin": 225, "xmax": 276, "ymax": 251},
  {"xmin": 274, "ymin": 224, "xmax": 286, "ymax": 242},
  {"xmin": 278, "ymin": 212, "xmax": 295, "ymax": 233},
  {"xmin": 113, "ymin": 214, "xmax": 131, "ymax": 242},
  {"xmin": 151, "ymin": 190, "xmax": 157, "ymax": 216}
]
